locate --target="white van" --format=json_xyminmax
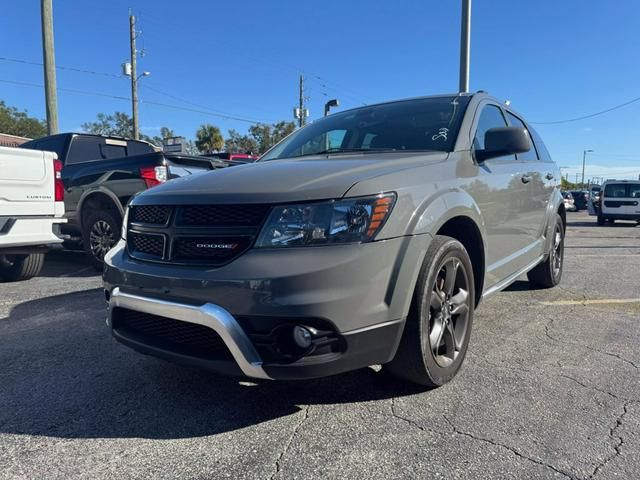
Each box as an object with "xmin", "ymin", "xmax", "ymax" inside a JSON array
[
  {"xmin": 0, "ymin": 145, "xmax": 66, "ymax": 281},
  {"xmin": 597, "ymin": 180, "xmax": 640, "ymax": 225}
]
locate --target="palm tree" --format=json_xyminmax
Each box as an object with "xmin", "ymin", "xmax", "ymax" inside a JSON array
[{"xmin": 195, "ymin": 124, "xmax": 224, "ymax": 153}]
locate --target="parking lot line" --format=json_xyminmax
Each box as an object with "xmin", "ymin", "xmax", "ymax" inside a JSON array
[{"xmin": 541, "ymin": 298, "xmax": 640, "ymax": 306}]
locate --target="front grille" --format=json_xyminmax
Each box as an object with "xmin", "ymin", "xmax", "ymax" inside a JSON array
[
  {"xmin": 178, "ymin": 205, "xmax": 270, "ymax": 226},
  {"xmin": 112, "ymin": 308, "xmax": 233, "ymax": 360},
  {"xmin": 129, "ymin": 231, "xmax": 165, "ymax": 257},
  {"xmin": 174, "ymin": 236, "xmax": 252, "ymax": 262},
  {"xmin": 127, "ymin": 204, "xmax": 270, "ymax": 266},
  {"xmin": 130, "ymin": 205, "xmax": 171, "ymax": 225}
]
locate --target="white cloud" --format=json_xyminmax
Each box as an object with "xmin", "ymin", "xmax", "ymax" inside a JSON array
[{"xmin": 560, "ymin": 164, "xmax": 640, "ymax": 181}]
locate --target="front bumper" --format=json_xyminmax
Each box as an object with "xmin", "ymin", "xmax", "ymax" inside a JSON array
[{"xmin": 104, "ymin": 234, "xmax": 429, "ymax": 380}]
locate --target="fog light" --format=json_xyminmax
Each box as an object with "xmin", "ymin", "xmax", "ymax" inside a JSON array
[{"xmin": 292, "ymin": 326, "xmax": 312, "ymax": 349}]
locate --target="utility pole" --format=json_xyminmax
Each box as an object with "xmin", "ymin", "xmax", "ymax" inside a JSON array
[
  {"xmin": 458, "ymin": 0, "xmax": 471, "ymax": 93},
  {"xmin": 582, "ymin": 149, "xmax": 593, "ymax": 188},
  {"xmin": 293, "ymin": 74, "xmax": 308, "ymax": 128},
  {"xmin": 41, "ymin": 0, "xmax": 58, "ymax": 134},
  {"xmin": 129, "ymin": 13, "xmax": 139, "ymax": 140},
  {"xmin": 298, "ymin": 74, "xmax": 306, "ymax": 127}
]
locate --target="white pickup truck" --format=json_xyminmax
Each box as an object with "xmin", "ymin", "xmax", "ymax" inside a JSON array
[{"xmin": 0, "ymin": 145, "xmax": 66, "ymax": 281}]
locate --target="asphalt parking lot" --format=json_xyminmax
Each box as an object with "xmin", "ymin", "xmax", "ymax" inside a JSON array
[{"xmin": 1, "ymin": 211, "xmax": 638, "ymax": 480}]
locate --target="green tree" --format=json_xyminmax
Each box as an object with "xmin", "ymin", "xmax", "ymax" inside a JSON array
[
  {"xmin": 150, "ymin": 126, "xmax": 175, "ymax": 147},
  {"xmin": 81, "ymin": 112, "xmax": 134, "ymax": 137},
  {"xmin": 195, "ymin": 124, "xmax": 224, "ymax": 153},
  {"xmin": 247, "ymin": 121, "xmax": 296, "ymax": 154},
  {"xmin": 225, "ymin": 129, "xmax": 258, "ymax": 154},
  {"xmin": 0, "ymin": 101, "xmax": 47, "ymax": 138},
  {"xmin": 561, "ymin": 177, "xmax": 578, "ymax": 190}
]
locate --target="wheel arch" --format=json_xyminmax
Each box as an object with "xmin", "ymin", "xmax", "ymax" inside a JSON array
[
  {"xmin": 77, "ymin": 189, "xmax": 124, "ymax": 231},
  {"xmin": 409, "ymin": 190, "xmax": 488, "ymax": 307}
]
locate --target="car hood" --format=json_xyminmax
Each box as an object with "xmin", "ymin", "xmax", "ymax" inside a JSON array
[{"xmin": 134, "ymin": 152, "xmax": 448, "ymax": 205}]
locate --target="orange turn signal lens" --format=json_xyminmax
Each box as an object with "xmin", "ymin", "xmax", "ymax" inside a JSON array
[{"xmin": 366, "ymin": 193, "xmax": 396, "ymax": 238}]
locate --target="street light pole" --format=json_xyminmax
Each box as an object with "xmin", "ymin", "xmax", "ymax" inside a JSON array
[
  {"xmin": 581, "ymin": 149, "xmax": 593, "ymax": 188},
  {"xmin": 458, "ymin": 0, "xmax": 471, "ymax": 93}
]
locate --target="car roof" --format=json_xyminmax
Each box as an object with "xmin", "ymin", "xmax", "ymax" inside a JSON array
[
  {"xmin": 602, "ymin": 179, "xmax": 640, "ymax": 184},
  {"xmin": 25, "ymin": 132, "xmax": 154, "ymax": 146}
]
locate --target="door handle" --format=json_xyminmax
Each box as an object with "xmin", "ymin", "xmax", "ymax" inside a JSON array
[
  {"xmin": 545, "ymin": 172, "xmax": 554, "ymax": 180},
  {"xmin": 521, "ymin": 174, "xmax": 531, "ymax": 184}
]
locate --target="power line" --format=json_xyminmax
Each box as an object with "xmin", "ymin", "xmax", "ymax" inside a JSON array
[
  {"xmin": 0, "ymin": 56, "xmax": 121, "ymax": 79},
  {"xmin": 139, "ymin": 84, "xmax": 273, "ymax": 124},
  {"xmin": 0, "ymin": 78, "xmax": 269, "ymax": 124},
  {"xmin": 0, "ymin": 78, "xmax": 129, "ymax": 101},
  {"xmin": 141, "ymin": 100, "xmax": 270, "ymax": 124},
  {"xmin": 531, "ymin": 95, "xmax": 640, "ymax": 125}
]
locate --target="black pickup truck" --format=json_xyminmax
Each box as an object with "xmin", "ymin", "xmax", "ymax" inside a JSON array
[{"xmin": 21, "ymin": 133, "xmax": 221, "ymax": 267}]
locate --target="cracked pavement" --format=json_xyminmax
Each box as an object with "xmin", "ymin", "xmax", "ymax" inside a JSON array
[{"xmin": 0, "ymin": 211, "xmax": 638, "ymax": 479}]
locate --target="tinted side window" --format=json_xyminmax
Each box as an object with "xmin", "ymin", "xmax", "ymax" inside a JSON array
[
  {"xmin": 67, "ymin": 137, "xmax": 103, "ymax": 164},
  {"xmin": 528, "ymin": 126, "xmax": 553, "ymax": 163},
  {"xmin": 21, "ymin": 136, "xmax": 68, "ymax": 162},
  {"xmin": 473, "ymin": 105, "xmax": 512, "ymax": 157},
  {"xmin": 506, "ymin": 112, "xmax": 538, "ymax": 161}
]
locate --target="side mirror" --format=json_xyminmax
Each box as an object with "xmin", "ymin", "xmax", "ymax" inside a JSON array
[{"xmin": 476, "ymin": 127, "xmax": 531, "ymax": 162}]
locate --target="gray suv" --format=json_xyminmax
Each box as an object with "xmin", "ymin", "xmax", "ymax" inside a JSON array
[{"xmin": 104, "ymin": 92, "xmax": 565, "ymax": 387}]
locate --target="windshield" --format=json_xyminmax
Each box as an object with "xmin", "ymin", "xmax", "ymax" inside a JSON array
[{"xmin": 260, "ymin": 95, "xmax": 470, "ymax": 161}]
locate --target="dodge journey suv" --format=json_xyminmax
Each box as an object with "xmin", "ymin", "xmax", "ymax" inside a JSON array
[{"xmin": 104, "ymin": 92, "xmax": 565, "ymax": 386}]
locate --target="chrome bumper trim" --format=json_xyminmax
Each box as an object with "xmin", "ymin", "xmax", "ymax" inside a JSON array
[{"xmin": 108, "ymin": 287, "xmax": 270, "ymax": 380}]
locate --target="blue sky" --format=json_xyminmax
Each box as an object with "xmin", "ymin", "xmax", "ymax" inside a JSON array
[{"xmin": 1, "ymin": 0, "xmax": 639, "ymax": 180}]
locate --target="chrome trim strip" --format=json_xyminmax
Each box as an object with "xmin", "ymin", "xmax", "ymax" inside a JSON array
[
  {"xmin": 482, "ymin": 255, "xmax": 544, "ymax": 301},
  {"xmin": 108, "ymin": 287, "xmax": 271, "ymax": 380}
]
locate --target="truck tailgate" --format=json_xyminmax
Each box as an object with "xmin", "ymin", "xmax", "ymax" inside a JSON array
[{"xmin": 0, "ymin": 146, "xmax": 56, "ymax": 217}]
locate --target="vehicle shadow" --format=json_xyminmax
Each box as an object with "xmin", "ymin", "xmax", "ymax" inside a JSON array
[
  {"xmin": 0, "ymin": 289, "xmax": 426, "ymax": 440},
  {"xmin": 39, "ymin": 250, "xmax": 98, "ymax": 278},
  {"xmin": 502, "ymin": 280, "xmax": 530, "ymax": 292},
  {"xmin": 566, "ymin": 220, "xmax": 638, "ymax": 228}
]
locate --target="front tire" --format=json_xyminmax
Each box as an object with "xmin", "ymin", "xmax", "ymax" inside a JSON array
[
  {"xmin": 0, "ymin": 253, "xmax": 45, "ymax": 282},
  {"xmin": 527, "ymin": 213, "xmax": 564, "ymax": 289},
  {"xmin": 597, "ymin": 214, "xmax": 605, "ymax": 225},
  {"xmin": 385, "ymin": 236, "xmax": 475, "ymax": 387},
  {"xmin": 82, "ymin": 209, "xmax": 121, "ymax": 270}
]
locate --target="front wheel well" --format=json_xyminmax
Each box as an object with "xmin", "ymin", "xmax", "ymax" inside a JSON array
[
  {"xmin": 557, "ymin": 203, "xmax": 566, "ymax": 230},
  {"xmin": 80, "ymin": 192, "xmax": 122, "ymax": 229},
  {"xmin": 436, "ymin": 216, "xmax": 485, "ymax": 306}
]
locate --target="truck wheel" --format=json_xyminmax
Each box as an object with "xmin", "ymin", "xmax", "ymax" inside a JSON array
[
  {"xmin": 527, "ymin": 214, "xmax": 564, "ymax": 289},
  {"xmin": 83, "ymin": 209, "xmax": 121, "ymax": 270},
  {"xmin": 385, "ymin": 236, "xmax": 475, "ymax": 387},
  {"xmin": 0, "ymin": 253, "xmax": 45, "ymax": 282},
  {"xmin": 597, "ymin": 214, "xmax": 605, "ymax": 225}
]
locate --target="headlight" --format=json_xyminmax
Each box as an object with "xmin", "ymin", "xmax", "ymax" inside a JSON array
[{"xmin": 255, "ymin": 193, "xmax": 396, "ymax": 248}]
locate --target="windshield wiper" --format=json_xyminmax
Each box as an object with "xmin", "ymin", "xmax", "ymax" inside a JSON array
[{"xmin": 289, "ymin": 147, "xmax": 397, "ymax": 158}]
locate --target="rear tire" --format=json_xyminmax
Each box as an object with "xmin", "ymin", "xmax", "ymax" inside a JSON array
[
  {"xmin": 385, "ymin": 236, "xmax": 475, "ymax": 387},
  {"xmin": 82, "ymin": 209, "xmax": 121, "ymax": 270},
  {"xmin": 0, "ymin": 253, "xmax": 45, "ymax": 282},
  {"xmin": 527, "ymin": 213, "xmax": 564, "ymax": 289}
]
